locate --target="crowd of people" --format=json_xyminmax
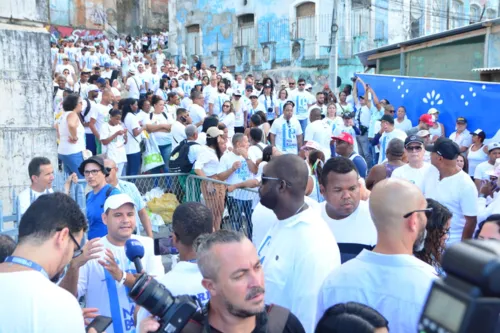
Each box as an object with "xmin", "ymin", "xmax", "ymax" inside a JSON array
[{"xmin": 0, "ymin": 33, "xmax": 500, "ymax": 333}]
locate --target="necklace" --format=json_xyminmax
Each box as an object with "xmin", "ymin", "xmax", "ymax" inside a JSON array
[{"xmin": 294, "ymin": 202, "xmax": 307, "ymax": 215}]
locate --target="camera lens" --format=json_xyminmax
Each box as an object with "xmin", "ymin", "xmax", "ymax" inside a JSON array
[
  {"xmin": 267, "ymin": 108, "xmax": 273, "ymax": 113},
  {"xmin": 129, "ymin": 274, "xmax": 174, "ymax": 317}
]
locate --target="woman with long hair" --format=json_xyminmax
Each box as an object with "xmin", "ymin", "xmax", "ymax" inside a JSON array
[
  {"xmin": 155, "ymin": 78, "xmax": 170, "ymax": 101},
  {"xmin": 101, "ymin": 109, "xmax": 127, "ymax": 176},
  {"xmin": 121, "ymin": 98, "xmax": 143, "ymax": 175},
  {"xmin": 219, "ymin": 100, "xmax": 235, "ymax": 140},
  {"xmin": 336, "ymin": 91, "xmax": 353, "ymax": 115},
  {"xmin": 194, "ymin": 127, "xmax": 230, "ymax": 230},
  {"xmin": 201, "ymin": 75, "xmax": 210, "ymax": 87},
  {"xmin": 414, "ymin": 198, "xmax": 451, "ymax": 276},
  {"xmin": 144, "ymin": 95, "xmax": 173, "ymax": 174},
  {"xmin": 258, "ymin": 83, "xmax": 278, "ymax": 126},
  {"xmin": 277, "ymin": 88, "xmax": 289, "ymax": 117},
  {"xmin": 307, "ymin": 150, "xmax": 325, "ymax": 203},
  {"xmin": 57, "ymin": 93, "xmax": 86, "ymax": 178},
  {"xmin": 169, "ymin": 78, "xmax": 184, "ymax": 98}
]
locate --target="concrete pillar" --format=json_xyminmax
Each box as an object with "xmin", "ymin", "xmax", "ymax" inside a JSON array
[{"xmin": 0, "ymin": 1, "xmax": 55, "ymax": 213}]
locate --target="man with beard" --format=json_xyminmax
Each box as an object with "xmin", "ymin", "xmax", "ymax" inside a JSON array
[
  {"xmin": 0, "ymin": 193, "xmax": 87, "ymax": 332},
  {"xmin": 258, "ymin": 154, "xmax": 340, "ymax": 333},
  {"xmin": 317, "ymin": 178, "xmax": 437, "ymax": 333},
  {"xmin": 158, "ymin": 230, "xmax": 305, "ymax": 333},
  {"xmin": 318, "ymin": 157, "xmax": 376, "ymax": 263},
  {"xmin": 208, "ymin": 80, "xmax": 229, "ymax": 116}
]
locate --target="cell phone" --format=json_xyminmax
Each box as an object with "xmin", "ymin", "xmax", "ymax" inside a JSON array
[
  {"xmin": 86, "ymin": 316, "xmax": 112, "ymax": 333},
  {"xmin": 154, "ymin": 237, "xmax": 179, "ymax": 255}
]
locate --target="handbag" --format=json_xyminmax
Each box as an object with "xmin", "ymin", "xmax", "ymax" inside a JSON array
[{"xmin": 141, "ymin": 133, "xmax": 164, "ymax": 172}]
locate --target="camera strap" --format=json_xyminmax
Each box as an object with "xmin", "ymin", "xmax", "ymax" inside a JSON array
[{"xmin": 4, "ymin": 256, "xmax": 49, "ymax": 279}]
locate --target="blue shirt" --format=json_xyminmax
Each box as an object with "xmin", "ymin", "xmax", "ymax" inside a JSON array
[{"xmin": 86, "ymin": 184, "xmax": 121, "ymax": 240}]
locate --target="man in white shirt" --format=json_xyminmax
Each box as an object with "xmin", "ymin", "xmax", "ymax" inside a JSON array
[
  {"xmin": 425, "ymin": 137, "xmax": 478, "ymax": 244},
  {"xmin": 0, "ymin": 193, "xmax": 87, "ymax": 333},
  {"xmin": 375, "ymin": 114, "xmax": 407, "ymax": 164},
  {"xmin": 391, "ymin": 135, "xmax": 439, "ymax": 196},
  {"xmin": 270, "ymin": 101, "xmax": 303, "ymax": 154},
  {"xmin": 305, "ymin": 108, "xmax": 333, "ymax": 159},
  {"xmin": 171, "ymin": 108, "xmax": 192, "ymax": 151},
  {"xmin": 449, "ymin": 116, "xmax": 472, "ymax": 152},
  {"xmin": 203, "ymin": 75, "xmax": 218, "ymax": 110},
  {"xmin": 477, "ymin": 160, "xmax": 500, "ymax": 223},
  {"xmin": 290, "ymin": 78, "xmax": 315, "ymax": 133},
  {"xmin": 188, "ymin": 91, "xmax": 206, "ymax": 131},
  {"xmin": 209, "ymin": 80, "xmax": 229, "ymax": 116},
  {"xmin": 474, "ymin": 142, "xmax": 500, "ymax": 190},
  {"xmin": 61, "ymin": 194, "xmax": 164, "ymax": 333},
  {"xmin": 101, "ymin": 63, "xmax": 113, "ymax": 79},
  {"xmin": 136, "ymin": 202, "xmax": 213, "ymax": 324},
  {"xmin": 219, "ymin": 65, "xmax": 234, "ymax": 82},
  {"xmin": 218, "ymin": 134, "xmax": 258, "ymax": 237},
  {"xmin": 318, "ymin": 157, "xmax": 377, "ymax": 263},
  {"xmin": 307, "ymin": 92, "xmax": 327, "ymax": 116},
  {"xmin": 317, "ymin": 178, "xmax": 437, "ymax": 333},
  {"xmin": 136, "ymin": 63, "xmax": 149, "ymax": 98},
  {"xmin": 126, "ymin": 69, "xmax": 141, "ymax": 99},
  {"xmin": 258, "ymin": 154, "xmax": 341, "ymax": 333}
]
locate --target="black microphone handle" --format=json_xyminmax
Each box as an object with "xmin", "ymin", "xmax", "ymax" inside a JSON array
[{"xmin": 133, "ymin": 258, "xmax": 144, "ymax": 274}]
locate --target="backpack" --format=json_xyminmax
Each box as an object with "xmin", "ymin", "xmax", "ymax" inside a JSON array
[
  {"xmin": 168, "ymin": 140, "xmax": 199, "ymax": 173},
  {"xmin": 79, "ymin": 98, "xmax": 92, "ymax": 125},
  {"xmin": 182, "ymin": 304, "xmax": 289, "ymax": 333},
  {"xmin": 150, "ymin": 112, "xmax": 169, "ymax": 121},
  {"xmin": 86, "ymin": 185, "xmax": 115, "ymax": 208}
]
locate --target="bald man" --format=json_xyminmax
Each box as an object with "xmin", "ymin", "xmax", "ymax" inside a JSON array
[
  {"xmin": 257, "ymin": 154, "xmax": 340, "ymax": 333},
  {"xmin": 317, "ymin": 178, "xmax": 437, "ymax": 333}
]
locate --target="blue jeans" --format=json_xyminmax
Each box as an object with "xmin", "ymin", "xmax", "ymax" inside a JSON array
[
  {"xmin": 298, "ymin": 118, "xmax": 308, "ymax": 134},
  {"xmin": 227, "ymin": 197, "xmax": 253, "ymax": 239},
  {"xmin": 85, "ymin": 133, "xmax": 97, "ymax": 156},
  {"xmin": 59, "ymin": 152, "xmax": 84, "ymax": 179},
  {"xmin": 357, "ymin": 134, "xmax": 372, "ymax": 169},
  {"xmin": 126, "ymin": 152, "xmax": 142, "ymax": 176}
]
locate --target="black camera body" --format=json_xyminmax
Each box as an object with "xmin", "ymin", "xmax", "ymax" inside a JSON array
[
  {"xmin": 267, "ymin": 107, "xmax": 273, "ymax": 114},
  {"xmin": 129, "ymin": 273, "xmax": 198, "ymax": 333},
  {"xmin": 418, "ymin": 240, "xmax": 500, "ymax": 333}
]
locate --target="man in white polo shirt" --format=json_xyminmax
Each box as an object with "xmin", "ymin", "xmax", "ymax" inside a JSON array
[
  {"xmin": 474, "ymin": 142, "xmax": 500, "ymax": 191},
  {"xmin": 318, "ymin": 157, "xmax": 376, "ymax": 263},
  {"xmin": 136, "ymin": 202, "xmax": 213, "ymax": 324},
  {"xmin": 391, "ymin": 135, "xmax": 439, "ymax": 196},
  {"xmin": 304, "ymin": 108, "xmax": 332, "ymax": 159},
  {"xmin": 374, "ymin": 114, "xmax": 407, "ymax": 164},
  {"xmin": 258, "ymin": 154, "xmax": 340, "ymax": 333},
  {"xmin": 270, "ymin": 101, "xmax": 303, "ymax": 154},
  {"xmin": 317, "ymin": 178, "xmax": 437, "ymax": 333},
  {"xmin": 425, "ymin": 137, "xmax": 478, "ymax": 244}
]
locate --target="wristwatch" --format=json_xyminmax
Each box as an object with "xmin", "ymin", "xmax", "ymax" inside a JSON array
[{"xmin": 117, "ymin": 270, "xmax": 127, "ymax": 287}]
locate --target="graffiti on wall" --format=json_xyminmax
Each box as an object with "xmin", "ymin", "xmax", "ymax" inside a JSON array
[{"xmin": 46, "ymin": 25, "xmax": 104, "ymax": 43}]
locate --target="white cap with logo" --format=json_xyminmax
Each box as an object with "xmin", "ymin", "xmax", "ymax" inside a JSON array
[{"xmin": 104, "ymin": 193, "xmax": 136, "ymax": 212}]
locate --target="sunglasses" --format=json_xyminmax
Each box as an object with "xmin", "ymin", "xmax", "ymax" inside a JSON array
[
  {"xmin": 261, "ymin": 175, "xmax": 292, "ymax": 187},
  {"xmin": 406, "ymin": 145, "xmax": 423, "ymax": 152},
  {"xmin": 299, "ymin": 83, "xmax": 305, "ymax": 86},
  {"xmin": 403, "ymin": 207, "xmax": 433, "ymax": 219}
]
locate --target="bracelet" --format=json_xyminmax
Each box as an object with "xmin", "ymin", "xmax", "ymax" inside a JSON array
[{"xmin": 117, "ymin": 271, "xmax": 126, "ymax": 287}]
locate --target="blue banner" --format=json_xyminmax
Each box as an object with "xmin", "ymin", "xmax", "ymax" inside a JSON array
[{"xmin": 356, "ymin": 74, "xmax": 500, "ymax": 143}]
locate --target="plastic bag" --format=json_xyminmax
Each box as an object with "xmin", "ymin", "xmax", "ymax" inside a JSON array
[
  {"xmin": 146, "ymin": 192, "xmax": 179, "ymax": 224},
  {"xmin": 141, "ymin": 134, "xmax": 164, "ymax": 172}
]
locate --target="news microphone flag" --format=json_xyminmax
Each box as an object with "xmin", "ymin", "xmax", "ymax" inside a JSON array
[{"xmin": 125, "ymin": 239, "xmax": 145, "ymax": 273}]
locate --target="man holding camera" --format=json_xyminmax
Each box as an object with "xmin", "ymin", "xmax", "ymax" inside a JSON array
[
  {"xmin": 139, "ymin": 230, "xmax": 305, "ymax": 333},
  {"xmin": 60, "ymin": 194, "xmax": 164, "ymax": 333},
  {"xmin": 136, "ymin": 202, "xmax": 213, "ymax": 324}
]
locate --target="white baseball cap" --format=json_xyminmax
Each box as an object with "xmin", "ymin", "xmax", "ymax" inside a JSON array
[{"xmin": 104, "ymin": 194, "xmax": 136, "ymax": 212}]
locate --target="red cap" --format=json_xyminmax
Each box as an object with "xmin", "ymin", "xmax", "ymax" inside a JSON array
[
  {"xmin": 419, "ymin": 114, "xmax": 435, "ymax": 126},
  {"xmin": 332, "ymin": 132, "xmax": 354, "ymax": 145}
]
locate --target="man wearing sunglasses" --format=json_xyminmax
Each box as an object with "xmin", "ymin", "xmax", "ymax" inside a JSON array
[
  {"xmin": 391, "ymin": 135, "xmax": 438, "ymax": 196},
  {"xmin": 0, "ymin": 193, "xmax": 87, "ymax": 333},
  {"xmin": 318, "ymin": 178, "xmax": 437, "ymax": 333}
]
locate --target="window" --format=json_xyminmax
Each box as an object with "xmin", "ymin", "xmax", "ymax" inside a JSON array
[
  {"xmin": 451, "ymin": 0, "xmax": 464, "ymax": 29},
  {"xmin": 186, "ymin": 24, "xmax": 200, "ymax": 56},
  {"xmin": 470, "ymin": 4, "xmax": 481, "ymax": 23},
  {"xmin": 431, "ymin": 0, "xmax": 443, "ymax": 34},
  {"xmin": 296, "ymin": 2, "xmax": 316, "ymax": 58},
  {"xmin": 237, "ymin": 14, "xmax": 255, "ymax": 47},
  {"xmin": 352, "ymin": 8, "xmax": 370, "ymax": 36},
  {"xmin": 486, "ymin": 8, "xmax": 497, "ymax": 19},
  {"xmin": 410, "ymin": 0, "xmax": 424, "ymax": 38}
]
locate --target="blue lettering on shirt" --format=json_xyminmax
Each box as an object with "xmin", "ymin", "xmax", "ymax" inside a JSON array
[{"xmin": 258, "ymin": 236, "xmax": 271, "ymax": 264}]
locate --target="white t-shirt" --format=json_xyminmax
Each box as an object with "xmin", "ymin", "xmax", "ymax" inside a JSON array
[
  {"xmin": 18, "ymin": 187, "xmax": 54, "ymax": 215},
  {"xmin": 391, "ymin": 162, "xmax": 439, "ymax": 196},
  {"xmin": 317, "ymin": 250, "xmax": 437, "ymax": 333},
  {"xmin": 101, "ymin": 122, "xmax": 127, "ymax": 164},
  {"xmin": 234, "ymin": 100, "xmax": 248, "ymax": 127},
  {"xmin": 270, "ymin": 116, "xmax": 303, "ymax": 154},
  {"xmin": 209, "ymin": 92, "xmax": 229, "ymax": 116},
  {"xmin": 188, "ymin": 104, "xmax": 206, "ymax": 132},
  {"xmin": 147, "ymin": 112, "xmax": 173, "ymax": 146},
  {"xmin": 0, "ymin": 271, "xmax": 85, "ymax": 333},
  {"xmin": 137, "ymin": 73, "xmax": 149, "ymax": 94},
  {"xmin": 180, "ymin": 97, "xmax": 193, "ymax": 110},
  {"xmin": 308, "ymin": 103, "xmax": 328, "ymax": 116},
  {"xmin": 126, "ymin": 76, "xmax": 141, "ymax": 99},
  {"xmin": 248, "ymin": 142, "xmax": 267, "ymax": 163},
  {"xmin": 95, "ymin": 104, "xmax": 112, "ymax": 133},
  {"xmin": 319, "ymin": 200, "xmax": 376, "ymax": 260},
  {"xmin": 78, "ymin": 235, "xmax": 164, "ymax": 333},
  {"xmin": 394, "ymin": 118, "xmax": 413, "ymax": 132},
  {"xmin": 474, "ymin": 160, "xmax": 494, "ymax": 181},
  {"xmin": 203, "ymin": 85, "xmax": 217, "ymax": 110},
  {"xmin": 425, "ymin": 169, "xmax": 478, "ymax": 245},
  {"xmin": 220, "ymin": 112, "xmax": 236, "ymax": 138},
  {"xmin": 449, "ymin": 130, "xmax": 472, "ymax": 149},
  {"xmin": 304, "ymin": 120, "xmax": 332, "ymax": 159},
  {"xmin": 136, "ymin": 261, "xmax": 210, "ymax": 324},
  {"xmin": 193, "ymin": 146, "xmax": 220, "ymax": 177},
  {"xmin": 378, "ymin": 128, "xmax": 408, "ymax": 164},
  {"xmin": 171, "ymin": 121, "xmax": 186, "ymax": 151},
  {"xmin": 257, "ymin": 207, "xmax": 340, "ymax": 333},
  {"xmin": 123, "ymin": 113, "xmax": 142, "ymax": 155},
  {"xmin": 248, "ymin": 103, "xmax": 266, "ymax": 117},
  {"xmin": 135, "ymin": 110, "xmax": 149, "ymax": 127},
  {"xmin": 258, "ymin": 95, "xmax": 278, "ymax": 120},
  {"xmin": 334, "ymin": 124, "xmax": 359, "ymax": 153},
  {"xmin": 219, "ymin": 151, "xmax": 255, "ymax": 200},
  {"xmin": 291, "ymin": 90, "xmax": 315, "ymax": 120}
]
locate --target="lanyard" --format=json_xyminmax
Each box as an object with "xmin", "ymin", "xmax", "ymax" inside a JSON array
[{"xmin": 4, "ymin": 256, "xmax": 49, "ymax": 279}]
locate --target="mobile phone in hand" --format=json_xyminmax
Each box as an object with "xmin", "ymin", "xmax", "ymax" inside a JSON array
[{"xmin": 86, "ymin": 316, "xmax": 112, "ymax": 333}]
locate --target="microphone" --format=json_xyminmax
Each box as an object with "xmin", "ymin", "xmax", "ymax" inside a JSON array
[{"xmin": 125, "ymin": 239, "xmax": 145, "ymax": 274}]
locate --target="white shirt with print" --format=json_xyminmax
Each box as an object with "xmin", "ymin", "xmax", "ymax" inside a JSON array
[
  {"xmin": 270, "ymin": 116, "xmax": 303, "ymax": 154},
  {"xmin": 219, "ymin": 151, "xmax": 255, "ymax": 200}
]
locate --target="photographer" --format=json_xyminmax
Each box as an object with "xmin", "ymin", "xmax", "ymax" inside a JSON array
[
  {"xmin": 136, "ymin": 202, "xmax": 213, "ymax": 324},
  {"xmin": 60, "ymin": 194, "xmax": 164, "ymax": 333},
  {"xmin": 138, "ymin": 230, "xmax": 305, "ymax": 333},
  {"xmin": 0, "ymin": 193, "xmax": 87, "ymax": 332}
]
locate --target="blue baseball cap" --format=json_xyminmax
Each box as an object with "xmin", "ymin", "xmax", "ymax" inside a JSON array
[{"xmin": 104, "ymin": 62, "xmax": 111, "ymax": 68}]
